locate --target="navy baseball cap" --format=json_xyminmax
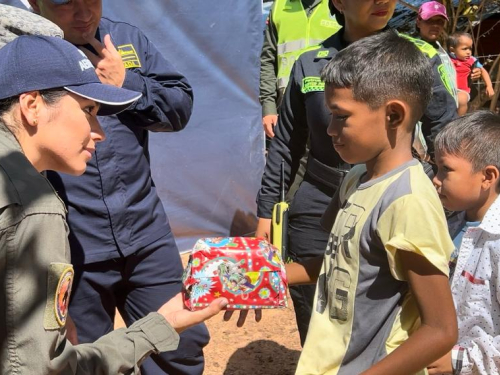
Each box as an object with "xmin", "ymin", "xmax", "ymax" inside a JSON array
[{"xmin": 0, "ymin": 35, "xmax": 141, "ymax": 116}]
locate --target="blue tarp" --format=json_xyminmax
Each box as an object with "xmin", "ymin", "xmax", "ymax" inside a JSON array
[{"xmin": 2, "ymin": 0, "xmax": 265, "ymax": 252}]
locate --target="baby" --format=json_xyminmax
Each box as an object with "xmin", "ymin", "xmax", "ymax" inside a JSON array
[{"xmin": 448, "ymin": 31, "xmax": 495, "ymax": 115}]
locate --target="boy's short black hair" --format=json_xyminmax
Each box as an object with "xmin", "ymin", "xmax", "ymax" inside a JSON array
[
  {"xmin": 320, "ymin": 30, "xmax": 433, "ymax": 124},
  {"xmin": 434, "ymin": 111, "xmax": 500, "ymax": 172},
  {"xmin": 448, "ymin": 31, "xmax": 472, "ymax": 49}
]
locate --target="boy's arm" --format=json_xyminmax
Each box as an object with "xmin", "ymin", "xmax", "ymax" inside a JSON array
[
  {"xmin": 480, "ymin": 67, "xmax": 495, "ymax": 97},
  {"xmin": 361, "ymin": 251, "xmax": 457, "ymax": 375},
  {"xmin": 285, "ymin": 255, "xmax": 324, "ymax": 285}
]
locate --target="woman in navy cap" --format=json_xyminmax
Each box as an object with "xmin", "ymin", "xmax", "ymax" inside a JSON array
[{"xmin": 0, "ymin": 34, "xmax": 227, "ymax": 375}]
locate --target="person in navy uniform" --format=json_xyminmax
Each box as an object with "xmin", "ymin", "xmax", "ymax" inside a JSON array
[{"xmin": 28, "ymin": 0, "xmax": 209, "ymax": 373}]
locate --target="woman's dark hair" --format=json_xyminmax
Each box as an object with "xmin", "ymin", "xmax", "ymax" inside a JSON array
[
  {"xmin": 0, "ymin": 88, "xmax": 67, "ymax": 116},
  {"xmin": 329, "ymin": 1, "xmax": 345, "ymax": 27}
]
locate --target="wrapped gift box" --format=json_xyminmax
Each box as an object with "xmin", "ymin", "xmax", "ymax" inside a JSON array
[{"xmin": 182, "ymin": 237, "xmax": 288, "ymax": 311}]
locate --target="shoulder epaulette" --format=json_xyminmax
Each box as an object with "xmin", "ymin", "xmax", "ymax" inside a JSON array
[{"xmin": 399, "ymin": 33, "xmax": 437, "ymax": 59}]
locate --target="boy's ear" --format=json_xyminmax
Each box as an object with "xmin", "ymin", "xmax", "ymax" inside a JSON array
[
  {"xmin": 482, "ymin": 165, "xmax": 500, "ymax": 190},
  {"xmin": 385, "ymin": 100, "xmax": 407, "ymax": 130}
]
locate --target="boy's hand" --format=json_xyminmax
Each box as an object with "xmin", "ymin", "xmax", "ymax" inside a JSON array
[
  {"xmin": 486, "ymin": 86, "xmax": 495, "ymax": 98},
  {"xmin": 157, "ymin": 293, "xmax": 228, "ymax": 333},
  {"xmin": 223, "ymin": 309, "xmax": 262, "ymax": 327},
  {"xmin": 255, "ymin": 218, "xmax": 272, "ymax": 242},
  {"xmin": 427, "ymin": 351, "xmax": 453, "ymax": 374}
]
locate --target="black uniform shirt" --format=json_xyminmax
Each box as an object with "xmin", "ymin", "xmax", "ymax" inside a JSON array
[{"xmin": 257, "ymin": 28, "xmax": 457, "ymax": 218}]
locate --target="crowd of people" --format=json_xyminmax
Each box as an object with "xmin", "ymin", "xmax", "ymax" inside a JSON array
[{"xmin": 0, "ymin": 0, "xmax": 499, "ymax": 374}]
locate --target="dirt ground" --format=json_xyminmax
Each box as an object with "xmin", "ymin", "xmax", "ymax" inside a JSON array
[
  {"xmin": 202, "ymin": 291, "xmax": 302, "ymax": 375},
  {"xmin": 115, "ymin": 253, "xmax": 302, "ymax": 375}
]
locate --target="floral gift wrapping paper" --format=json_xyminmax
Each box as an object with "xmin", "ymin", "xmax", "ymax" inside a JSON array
[{"xmin": 183, "ymin": 237, "xmax": 288, "ymax": 310}]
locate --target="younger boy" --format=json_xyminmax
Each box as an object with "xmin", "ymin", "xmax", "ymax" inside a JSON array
[
  {"xmin": 286, "ymin": 31, "xmax": 458, "ymax": 374},
  {"xmin": 429, "ymin": 111, "xmax": 500, "ymax": 375},
  {"xmin": 448, "ymin": 32, "xmax": 495, "ymax": 115}
]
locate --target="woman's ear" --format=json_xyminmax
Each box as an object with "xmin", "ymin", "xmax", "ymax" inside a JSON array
[
  {"xmin": 416, "ymin": 17, "xmax": 422, "ymax": 29},
  {"xmin": 18, "ymin": 91, "xmax": 42, "ymax": 127},
  {"xmin": 332, "ymin": 0, "xmax": 343, "ymax": 14},
  {"xmin": 482, "ymin": 165, "xmax": 500, "ymax": 191},
  {"xmin": 385, "ymin": 100, "xmax": 406, "ymax": 130}
]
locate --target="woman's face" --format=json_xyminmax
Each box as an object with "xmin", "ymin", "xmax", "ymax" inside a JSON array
[
  {"xmin": 334, "ymin": 0, "xmax": 397, "ymax": 36},
  {"xmin": 35, "ymin": 92, "xmax": 105, "ymax": 175},
  {"xmin": 417, "ymin": 16, "xmax": 446, "ymax": 43}
]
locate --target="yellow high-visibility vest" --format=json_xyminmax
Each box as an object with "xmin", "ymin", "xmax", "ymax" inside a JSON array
[{"xmin": 273, "ymin": 0, "xmax": 340, "ymax": 90}]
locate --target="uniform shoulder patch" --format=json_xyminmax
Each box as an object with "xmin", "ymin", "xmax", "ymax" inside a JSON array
[
  {"xmin": 315, "ymin": 50, "xmax": 330, "ymax": 59},
  {"xmin": 400, "ymin": 34, "xmax": 437, "ymax": 59},
  {"xmin": 117, "ymin": 44, "xmax": 142, "ymax": 69},
  {"xmin": 44, "ymin": 263, "xmax": 74, "ymax": 330},
  {"xmin": 302, "ymin": 76, "xmax": 325, "ymax": 94}
]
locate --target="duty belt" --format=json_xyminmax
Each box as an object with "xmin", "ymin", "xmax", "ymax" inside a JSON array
[{"xmin": 305, "ymin": 156, "xmax": 350, "ymax": 190}]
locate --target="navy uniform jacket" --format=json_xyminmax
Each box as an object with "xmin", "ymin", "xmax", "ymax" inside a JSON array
[
  {"xmin": 47, "ymin": 17, "xmax": 193, "ymax": 265},
  {"xmin": 257, "ymin": 28, "xmax": 457, "ymax": 218}
]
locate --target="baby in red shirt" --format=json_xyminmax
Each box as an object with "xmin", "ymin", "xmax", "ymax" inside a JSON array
[{"xmin": 448, "ymin": 32, "xmax": 494, "ymax": 115}]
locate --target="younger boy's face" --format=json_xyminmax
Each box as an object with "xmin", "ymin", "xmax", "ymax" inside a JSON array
[
  {"xmin": 433, "ymin": 151, "xmax": 484, "ymax": 212},
  {"xmin": 325, "ymin": 86, "xmax": 388, "ymax": 165},
  {"xmin": 451, "ymin": 36, "xmax": 473, "ymax": 61}
]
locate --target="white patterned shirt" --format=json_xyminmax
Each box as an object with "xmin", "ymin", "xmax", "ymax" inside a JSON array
[{"xmin": 448, "ymin": 196, "xmax": 500, "ymax": 375}]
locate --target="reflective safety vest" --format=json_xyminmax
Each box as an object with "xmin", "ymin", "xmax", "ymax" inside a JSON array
[
  {"xmin": 273, "ymin": 0, "xmax": 340, "ymax": 90},
  {"xmin": 401, "ymin": 34, "xmax": 458, "ymax": 104}
]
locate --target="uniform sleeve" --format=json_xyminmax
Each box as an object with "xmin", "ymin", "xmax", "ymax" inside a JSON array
[
  {"xmin": 420, "ymin": 54, "xmax": 458, "ymax": 157},
  {"xmin": 259, "ymin": 6, "xmax": 279, "ymax": 117},
  {"xmin": 117, "ymin": 30, "xmax": 193, "ymax": 132},
  {"xmin": 452, "ymin": 249, "xmax": 500, "ymax": 375},
  {"xmin": 2, "ymin": 213, "xmax": 179, "ymax": 375},
  {"xmin": 256, "ymin": 57, "xmax": 309, "ymax": 218},
  {"xmin": 377, "ymin": 195, "xmax": 453, "ymax": 280},
  {"xmin": 55, "ymin": 313, "xmax": 179, "ymax": 374}
]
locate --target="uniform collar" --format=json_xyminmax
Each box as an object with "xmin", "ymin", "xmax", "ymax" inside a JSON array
[
  {"xmin": 0, "ymin": 120, "xmax": 23, "ymax": 155},
  {"xmin": 322, "ymin": 26, "xmax": 392, "ymax": 51}
]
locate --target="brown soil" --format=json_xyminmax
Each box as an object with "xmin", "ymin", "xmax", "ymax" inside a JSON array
[
  {"xmin": 115, "ymin": 253, "xmax": 302, "ymax": 374},
  {"xmin": 202, "ymin": 292, "xmax": 301, "ymax": 375}
]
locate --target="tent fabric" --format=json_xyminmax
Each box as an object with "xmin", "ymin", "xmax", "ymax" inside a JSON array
[{"xmin": 3, "ymin": 0, "xmax": 265, "ymax": 252}]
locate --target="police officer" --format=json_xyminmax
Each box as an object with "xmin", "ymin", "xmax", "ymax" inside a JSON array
[
  {"xmin": 0, "ymin": 28, "xmax": 227, "ymax": 374},
  {"xmin": 260, "ymin": 0, "xmax": 340, "ymax": 138},
  {"xmin": 27, "ymin": 0, "xmax": 209, "ymax": 373},
  {"xmin": 255, "ymin": 0, "xmax": 458, "ymax": 346}
]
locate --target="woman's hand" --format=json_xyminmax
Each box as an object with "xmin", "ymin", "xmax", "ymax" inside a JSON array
[{"xmin": 157, "ymin": 293, "xmax": 228, "ymax": 333}]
